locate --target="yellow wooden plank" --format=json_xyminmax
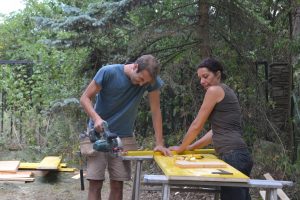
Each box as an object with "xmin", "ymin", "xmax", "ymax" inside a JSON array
[
  {"xmin": 59, "ymin": 163, "xmax": 67, "ymax": 168},
  {"xmin": 19, "ymin": 162, "xmax": 39, "ymax": 169},
  {"xmin": 124, "ymin": 149, "xmax": 215, "ymax": 156},
  {"xmin": 37, "ymin": 156, "xmax": 62, "ymax": 170},
  {"xmin": 58, "ymin": 167, "xmax": 76, "ymax": 172},
  {"xmin": 19, "ymin": 162, "xmax": 67, "ymax": 170},
  {"xmin": 154, "ymin": 154, "xmax": 249, "ymax": 182}
]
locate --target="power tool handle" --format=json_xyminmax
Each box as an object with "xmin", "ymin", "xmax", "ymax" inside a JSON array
[{"xmin": 101, "ymin": 121, "xmax": 117, "ymax": 139}]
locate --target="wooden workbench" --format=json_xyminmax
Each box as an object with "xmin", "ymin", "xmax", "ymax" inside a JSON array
[
  {"xmin": 121, "ymin": 149, "xmax": 216, "ymax": 200},
  {"xmin": 123, "ymin": 150, "xmax": 293, "ymax": 200}
]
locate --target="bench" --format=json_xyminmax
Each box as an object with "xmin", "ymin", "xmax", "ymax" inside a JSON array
[{"xmin": 143, "ymin": 175, "xmax": 293, "ymax": 200}]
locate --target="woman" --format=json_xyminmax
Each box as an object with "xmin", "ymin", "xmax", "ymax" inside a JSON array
[{"xmin": 169, "ymin": 57, "xmax": 253, "ymax": 200}]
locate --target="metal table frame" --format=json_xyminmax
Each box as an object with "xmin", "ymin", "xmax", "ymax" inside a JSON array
[
  {"xmin": 123, "ymin": 155, "xmax": 293, "ymax": 200},
  {"xmin": 143, "ymin": 174, "xmax": 293, "ymax": 200},
  {"xmin": 122, "ymin": 155, "xmax": 153, "ymax": 200}
]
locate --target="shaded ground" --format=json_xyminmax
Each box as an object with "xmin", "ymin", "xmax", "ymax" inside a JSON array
[
  {"xmin": 0, "ymin": 170, "xmax": 215, "ymax": 200},
  {"xmin": 0, "ymin": 149, "xmax": 215, "ymax": 200},
  {"xmin": 0, "ymin": 150, "xmax": 266, "ymax": 200}
]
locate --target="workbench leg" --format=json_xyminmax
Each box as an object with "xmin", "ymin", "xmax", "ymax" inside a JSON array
[
  {"xmin": 214, "ymin": 191, "xmax": 220, "ymax": 200},
  {"xmin": 162, "ymin": 184, "xmax": 170, "ymax": 200},
  {"xmin": 265, "ymin": 188, "xmax": 278, "ymax": 200},
  {"xmin": 131, "ymin": 160, "xmax": 142, "ymax": 200}
]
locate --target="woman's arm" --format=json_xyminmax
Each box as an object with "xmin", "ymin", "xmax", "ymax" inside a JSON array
[
  {"xmin": 170, "ymin": 86, "xmax": 223, "ymax": 153},
  {"xmin": 187, "ymin": 129, "xmax": 213, "ymax": 150}
]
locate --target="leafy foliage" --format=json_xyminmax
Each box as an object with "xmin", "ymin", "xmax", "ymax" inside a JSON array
[{"xmin": 0, "ymin": 0, "xmax": 299, "ymax": 197}]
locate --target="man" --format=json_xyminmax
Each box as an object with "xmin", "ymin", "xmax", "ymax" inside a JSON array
[{"xmin": 80, "ymin": 54, "xmax": 171, "ymax": 200}]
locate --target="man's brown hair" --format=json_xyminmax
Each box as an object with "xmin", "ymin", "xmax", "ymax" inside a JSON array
[{"xmin": 135, "ymin": 55, "xmax": 160, "ymax": 81}]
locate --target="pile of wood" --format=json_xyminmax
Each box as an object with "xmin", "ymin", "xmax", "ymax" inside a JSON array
[
  {"xmin": 19, "ymin": 156, "xmax": 76, "ymax": 172},
  {"xmin": 0, "ymin": 161, "xmax": 34, "ymax": 183},
  {"xmin": 0, "ymin": 156, "xmax": 76, "ymax": 183}
]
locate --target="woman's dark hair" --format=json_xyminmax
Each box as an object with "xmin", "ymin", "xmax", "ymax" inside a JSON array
[{"xmin": 197, "ymin": 58, "xmax": 227, "ymax": 80}]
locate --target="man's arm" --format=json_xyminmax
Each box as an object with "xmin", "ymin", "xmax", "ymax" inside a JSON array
[
  {"xmin": 148, "ymin": 90, "xmax": 171, "ymax": 156},
  {"xmin": 80, "ymin": 80, "xmax": 104, "ymax": 132}
]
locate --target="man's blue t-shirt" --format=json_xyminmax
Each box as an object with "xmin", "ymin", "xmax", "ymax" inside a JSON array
[{"xmin": 88, "ymin": 64, "xmax": 163, "ymax": 137}]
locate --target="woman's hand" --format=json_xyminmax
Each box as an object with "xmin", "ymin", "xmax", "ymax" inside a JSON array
[
  {"xmin": 168, "ymin": 146, "xmax": 184, "ymax": 154},
  {"xmin": 186, "ymin": 145, "xmax": 193, "ymax": 151}
]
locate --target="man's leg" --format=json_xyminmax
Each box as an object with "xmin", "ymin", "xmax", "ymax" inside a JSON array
[
  {"xmin": 108, "ymin": 136, "xmax": 137, "ymax": 200},
  {"xmin": 109, "ymin": 180, "xmax": 123, "ymax": 200},
  {"xmin": 88, "ymin": 180, "xmax": 103, "ymax": 200},
  {"xmin": 86, "ymin": 151, "xmax": 107, "ymax": 200}
]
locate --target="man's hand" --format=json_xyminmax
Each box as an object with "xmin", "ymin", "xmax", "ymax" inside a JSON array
[
  {"xmin": 94, "ymin": 118, "xmax": 105, "ymax": 133},
  {"xmin": 154, "ymin": 145, "xmax": 172, "ymax": 156}
]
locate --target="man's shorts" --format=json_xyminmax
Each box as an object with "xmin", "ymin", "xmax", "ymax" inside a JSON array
[{"xmin": 86, "ymin": 136, "xmax": 138, "ymax": 181}]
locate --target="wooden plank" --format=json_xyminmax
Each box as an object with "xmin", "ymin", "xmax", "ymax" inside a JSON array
[
  {"xmin": 19, "ymin": 162, "xmax": 75, "ymax": 172},
  {"xmin": 124, "ymin": 149, "xmax": 215, "ymax": 157},
  {"xmin": 72, "ymin": 172, "xmax": 86, "ymax": 179},
  {"xmin": 263, "ymin": 173, "xmax": 290, "ymax": 200},
  {"xmin": 19, "ymin": 162, "xmax": 67, "ymax": 170},
  {"xmin": 0, "ymin": 171, "xmax": 32, "ymax": 178},
  {"xmin": 0, "ymin": 180, "xmax": 27, "ymax": 184},
  {"xmin": 0, "ymin": 177, "xmax": 34, "ymax": 182},
  {"xmin": 37, "ymin": 156, "xmax": 62, "ymax": 170},
  {"xmin": 59, "ymin": 163, "xmax": 67, "ymax": 168},
  {"xmin": 58, "ymin": 167, "xmax": 76, "ymax": 172},
  {"xmin": 0, "ymin": 161, "xmax": 20, "ymax": 172},
  {"xmin": 260, "ymin": 191, "xmax": 266, "ymax": 200},
  {"xmin": 19, "ymin": 162, "xmax": 39, "ymax": 169},
  {"xmin": 175, "ymin": 160, "xmax": 227, "ymax": 168}
]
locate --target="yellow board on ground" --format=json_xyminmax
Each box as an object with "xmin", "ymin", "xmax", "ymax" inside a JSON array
[
  {"xmin": 37, "ymin": 156, "xmax": 62, "ymax": 170},
  {"xmin": 154, "ymin": 154, "xmax": 249, "ymax": 183},
  {"xmin": 19, "ymin": 162, "xmax": 76, "ymax": 172},
  {"xmin": 19, "ymin": 162, "xmax": 66, "ymax": 169},
  {"xmin": 124, "ymin": 149, "xmax": 215, "ymax": 157}
]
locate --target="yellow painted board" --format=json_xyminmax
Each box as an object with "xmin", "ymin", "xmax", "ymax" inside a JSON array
[
  {"xmin": 19, "ymin": 162, "xmax": 67, "ymax": 170},
  {"xmin": 58, "ymin": 167, "xmax": 76, "ymax": 172},
  {"xmin": 37, "ymin": 156, "xmax": 62, "ymax": 170},
  {"xmin": 124, "ymin": 149, "xmax": 215, "ymax": 156},
  {"xmin": 59, "ymin": 163, "xmax": 67, "ymax": 168},
  {"xmin": 154, "ymin": 154, "xmax": 249, "ymax": 183},
  {"xmin": 19, "ymin": 162, "xmax": 39, "ymax": 169}
]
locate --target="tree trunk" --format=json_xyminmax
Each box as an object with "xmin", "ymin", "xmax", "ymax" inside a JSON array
[
  {"xmin": 290, "ymin": 0, "xmax": 300, "ymax": 162},
  {"xmin": 198, "ymin": 0, "xmax": 212, "ymax": 58}
]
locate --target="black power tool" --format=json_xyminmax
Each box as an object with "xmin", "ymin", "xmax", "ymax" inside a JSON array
[{"xmin": 89, "ymin": 121, "xmax": 123, "ymax": 156}]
